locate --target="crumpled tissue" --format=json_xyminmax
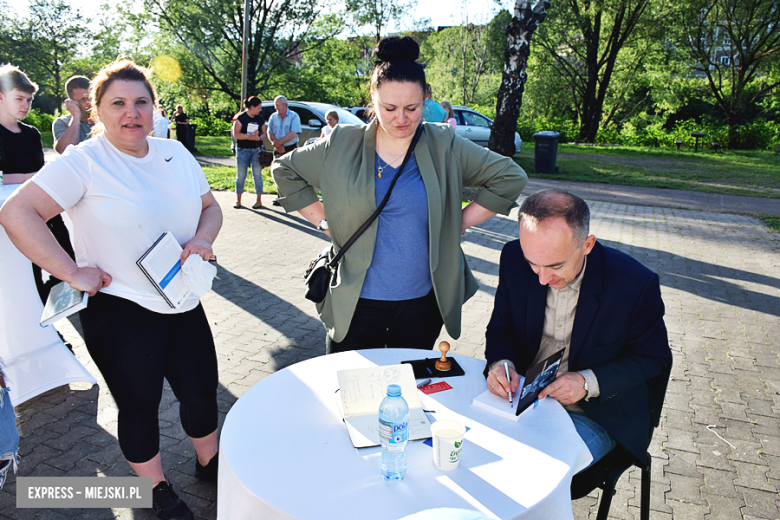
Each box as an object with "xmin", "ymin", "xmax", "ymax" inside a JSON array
[{"xmin": 182, "ymin": 254, "xmax": 217, "ymax": 297}]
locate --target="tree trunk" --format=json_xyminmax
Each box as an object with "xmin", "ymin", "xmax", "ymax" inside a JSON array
[{"xmin": 489, "ymin": 0, "xmax": 549, "ymax": 157}]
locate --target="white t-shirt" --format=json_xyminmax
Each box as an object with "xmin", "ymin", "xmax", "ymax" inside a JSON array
[
  {"xmin": 33, "ymin": 134, "xmax": 210, "ymax": 314},
  {"xmin": 152, "ymin": 112, "xmax": 171, "ymax": 138}
]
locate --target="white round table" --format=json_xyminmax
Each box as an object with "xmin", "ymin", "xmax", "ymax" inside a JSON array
[
  {"xmin": 218, "ymin": 349, "xmax": 591, "ymax": 520},
  {"xmin": 0, "ymin": 184, "xmax": 95, "ymax": 406}
]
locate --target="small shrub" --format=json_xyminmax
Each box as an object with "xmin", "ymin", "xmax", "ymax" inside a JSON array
[
  {"xmin": 24, "ymin": 108, "xmax": 56, "ymax": 133},
  {"xmin": 190, "ymin": 116, "xmax": 232, "ymax": 137}
]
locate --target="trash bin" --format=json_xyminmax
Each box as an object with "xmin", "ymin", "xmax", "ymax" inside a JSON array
[
  {"xmin": 533, "ymin": 131, "xmax": 560, "ymax": 173},
  {"xmin": 186, "ymin": 123, "xmax": 198, "ymax": 152}
]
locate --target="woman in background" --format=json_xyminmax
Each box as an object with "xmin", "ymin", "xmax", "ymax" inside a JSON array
[
  {"xmin": 441, "ymin": 101, "xmax": 457, "ymax": 130},
  {"xmin": 319, "ymin": 109, "xmax": 339, "ymax": 139},
  {"xmin": 232, "ymin": 96, "xmax": 267, "ymax": 209}
]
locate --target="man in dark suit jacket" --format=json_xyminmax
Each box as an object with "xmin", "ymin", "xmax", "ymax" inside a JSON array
[{"xmin": 485, "ymin": 189, "xmax": 671, "ymax": 467}]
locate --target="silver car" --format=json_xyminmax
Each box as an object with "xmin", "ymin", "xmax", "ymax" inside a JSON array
[
  {"xmin": 451, "ymin": 106, "xmax": 522, "ymax": 154},
  {"xmin": 260, "ymin": 101, "xmax": 366, "ymax": 150}
]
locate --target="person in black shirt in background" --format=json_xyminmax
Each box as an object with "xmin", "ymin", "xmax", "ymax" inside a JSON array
[
  {"xmin": 0, "ymin": 64, "xmax": 75, "ymax": 304},
  {"xmin": 173, "ymin": 104, "xmax": 189, "ymax": 150},
  {"xmin": 232, "ymin": 96, "xmax": 267, "ymax": 209}
]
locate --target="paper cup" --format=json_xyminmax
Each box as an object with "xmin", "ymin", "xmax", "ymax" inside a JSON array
[{"xmin": 431, "ymin": 420, "xmax": 466, "ymax": 471}]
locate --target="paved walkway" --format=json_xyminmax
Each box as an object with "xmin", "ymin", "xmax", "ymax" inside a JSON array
[
  {"xmin": 2, "ymin": 181, "xmax": 780, "ymax": 519},
  {"xmin": 194, "ymin": 154, "xmax": 780, "ymax": 216}
]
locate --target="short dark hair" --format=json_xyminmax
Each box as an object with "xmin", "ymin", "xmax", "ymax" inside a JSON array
[
  {"xmin": 0, "ymin": 64, "xmax": 38, "ymax": 94},
  {"xmin": 245, "ymin": 96, "xmax": 261, "ymax": 109},
  {"xmin": 65, "ymin": 76, "xmax": 90, "ymax": 98},
  {"xmin": 519, "ymin": 189, "xmax": 590, "ymax": 243},
  {"xmin": 370, "ymin": 36, "xmax": 426, "ymax": 94}
]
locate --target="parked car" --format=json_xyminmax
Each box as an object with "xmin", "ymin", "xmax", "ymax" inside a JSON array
[
  {"xmin": 451, "ymin": 105, "xmax": 522, "ymax": 155},
  {"xmin": 258, "ymin": 101, "xmax": 366, "ymax": 151},
  {"xmin": 342, "ymin": 106, "xmax": 372, "ymax": 123}
]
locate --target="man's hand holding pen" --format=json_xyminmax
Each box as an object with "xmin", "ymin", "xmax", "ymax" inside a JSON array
[{"xmin": 487, "ymin": 363, "xmax": 520, "ymax": 400}]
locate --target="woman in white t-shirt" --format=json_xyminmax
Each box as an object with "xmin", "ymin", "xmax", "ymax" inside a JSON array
[{"xmin": 0, "ymin": 60, "xmax": 223, "ymax": 520}]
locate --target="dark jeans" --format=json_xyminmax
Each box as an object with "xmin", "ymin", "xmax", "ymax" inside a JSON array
[
  {"xmin": 80, "ymin": 293, "xmax": 219, "ymax": 463},
  {"xmin": 32, "ymin": 215, "xmax": 75, "ymax": 305},
  {"xmin": 325, "ymin": 290, "xmax": 444, "ymax": 354}
]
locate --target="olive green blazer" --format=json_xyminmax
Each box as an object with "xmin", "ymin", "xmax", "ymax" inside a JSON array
[{"xmin": 272, "ymin": 121, "xmax": 527, "ymax": 342}]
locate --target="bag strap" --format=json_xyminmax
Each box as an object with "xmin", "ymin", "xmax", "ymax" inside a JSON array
[{"xmin": 327, "ymin": 124, "xmax": 423, "ymax": 269}]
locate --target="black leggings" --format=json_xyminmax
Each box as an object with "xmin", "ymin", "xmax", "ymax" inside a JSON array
[
  {"xmin": 80, "ymin": 292, "xmax": 219, "ymax": 463},
  {"xmin": 326, "ymin": 290, "xmax": 444, "ymax": 354}
]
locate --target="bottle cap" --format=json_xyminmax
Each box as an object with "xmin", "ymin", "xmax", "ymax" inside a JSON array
[{"xmin": 387, "ymin": 384, "xmax": 401, "ymax": 397}]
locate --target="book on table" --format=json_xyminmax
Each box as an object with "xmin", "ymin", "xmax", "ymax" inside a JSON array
[
  {"xmin": 335, "ymin": 363, "xmax": 432, "ymax": 448},
  {"xmin": 472, "ymin": 348, "xmax": 565, "ymax": 421},
  {"xmin": 136, "ymin": 231, "xmax": 191, "ymax": 309},
  {"xmin": 40, "ymin": 281, "xmax": 88, "ymax": 327}
]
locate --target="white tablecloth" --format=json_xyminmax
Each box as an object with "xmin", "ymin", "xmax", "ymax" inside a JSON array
[
  {"xmin": 0, "ymin": 184, "xmax": 96, "ymax": 406},
  {"xmin": 218, "ymin": 349, "xmax": 592, "ymax": 520}
]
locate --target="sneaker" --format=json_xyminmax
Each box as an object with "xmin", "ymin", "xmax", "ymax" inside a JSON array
[
  {"xmin": 152, "ymin": 481, "xmax": 194, "ymax": 520},
  {"xmin": 195, "ymin": 452, "xmax": 218, "ymax": 481},
  {"xmin": 272, "ymin": 198, "xmax": 282, "ymax": 206}
]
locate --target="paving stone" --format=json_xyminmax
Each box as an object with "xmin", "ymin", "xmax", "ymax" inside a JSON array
[
  {"xmin": 665, "ymin": 448, "xmax": 704, "ymax": 478},
  {"xmin": 701, "ymin": 491, "xmax": 745, "ymax": 520},
  {"xmin": 665, "ymin": 474, "xmax": 707, "ymax": 505},
  {"xmin": 737, "ymin": 486, "xmax": 780, "ymax": 519},
  {"xmin": 698, "ymin": 466, "xmax": 741, "ymax": 498},
  {"xmin": 732, "ymin": 460, "xmax": 777, "ymax": 492},
  {"xmin": 666, "ymin": 498, "xmax": 710, "ymax": 519}
]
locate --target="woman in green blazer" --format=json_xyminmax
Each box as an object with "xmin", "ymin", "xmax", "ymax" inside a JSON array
[{"xmin": 272, "ymin": 36, "xmax": 527, "ymax": 353}]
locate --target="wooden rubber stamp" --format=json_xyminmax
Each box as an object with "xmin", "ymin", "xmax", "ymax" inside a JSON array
[{"xmin": 435, "ymin": 341, "xmax": 452, "ymax": 372}]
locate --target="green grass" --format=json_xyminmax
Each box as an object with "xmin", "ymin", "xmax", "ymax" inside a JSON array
[
  {"xmin": 758, "ymin": 214, "xmax": 780, "ymax": 232},
  {"xmin": 193, "ymin": 136, "xmax": 233, "ymax": 157},
  {"xmin": 201, "ymin": 165, "xmax": 277, "ymax": 195},
  {"xmin": 515, "ymin": 144, "xmax": 780, "ymax": 198},
  {"xmin": 41, "ymin": 132, "xmax": 53, "ymax": 148}
]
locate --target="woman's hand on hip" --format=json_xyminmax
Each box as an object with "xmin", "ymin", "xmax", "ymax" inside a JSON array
[
  {"xmin": 69, "ymin": 267, "xmax": 112, "ymax": 296},
  {"xmin": 181, "ymin": 237, "xmax": 213, "ymax": 263}
]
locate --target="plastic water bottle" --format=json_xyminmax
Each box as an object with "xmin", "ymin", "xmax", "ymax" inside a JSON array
[{"xmin": 378, "ymin": 384, "xmax": 409, "ymax": 481}]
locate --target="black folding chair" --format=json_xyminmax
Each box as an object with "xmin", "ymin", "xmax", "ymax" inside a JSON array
[{"xmin": 570, "ymin": 360, "xmax": 672, "ymax": 520}]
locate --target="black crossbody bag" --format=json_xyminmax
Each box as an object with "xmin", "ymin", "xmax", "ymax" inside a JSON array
[{"xmin": 304, "ymin": 125, "xmax": 424, "ymax": 303}]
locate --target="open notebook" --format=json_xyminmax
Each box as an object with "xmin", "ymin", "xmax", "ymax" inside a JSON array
[{"xmin": 335, "ymin": 363, "xmax": 432, "ymax": 448}]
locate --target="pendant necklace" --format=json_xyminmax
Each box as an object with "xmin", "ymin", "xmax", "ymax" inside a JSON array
[
  {"xmin": 376, "ymin": 152, "xmax": 404, "ymax": 178},
  {"xmin": 377, "ymin": 157, "xmax": 389, "ymax": 179}
]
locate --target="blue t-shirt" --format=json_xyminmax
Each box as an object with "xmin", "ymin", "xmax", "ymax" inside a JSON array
[
  {"xmin": 268, "ymin": 110, "xmax": 302, "ymax": 145},
  {"xmin": 360, "ymin": 154, "xmax": 431, "ymax": 301}
]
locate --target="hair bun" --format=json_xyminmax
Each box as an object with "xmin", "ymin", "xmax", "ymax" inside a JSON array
[{"xmin": 374, "ymin": 36, "xmax": 420, "ymax": 63}]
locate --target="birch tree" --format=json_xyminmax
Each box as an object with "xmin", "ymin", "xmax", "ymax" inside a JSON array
[{"xmin": 488, "ymin": 0, "xmax": 548, "ymax": 156}]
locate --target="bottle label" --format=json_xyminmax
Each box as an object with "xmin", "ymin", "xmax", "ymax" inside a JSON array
[{"xmin": 379, "ymin": 418, "xmax": 408, "ymax": 444}]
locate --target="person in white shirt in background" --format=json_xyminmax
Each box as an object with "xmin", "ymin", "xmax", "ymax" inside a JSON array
[
  {"xmin": 152, "ymin": 106, "xmax": 171, "ymax": 138},
  {"xmin": 319, "ymin": 109, "xmax": 339, "ymax": 139},
  {"xmin": 0, "ymin": 59, "xmax": 223, "ymax": 520}
]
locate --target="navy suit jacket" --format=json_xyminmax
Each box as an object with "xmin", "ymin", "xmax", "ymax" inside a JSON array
[{"xmin": 485, "ymin": 240, "xmax": 671, "ymax": 464}]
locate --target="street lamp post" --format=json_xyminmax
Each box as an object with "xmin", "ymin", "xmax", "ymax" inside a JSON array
[{"xmin": 240, "ymin": 0, "xmax": 250, "ymax": 111}]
